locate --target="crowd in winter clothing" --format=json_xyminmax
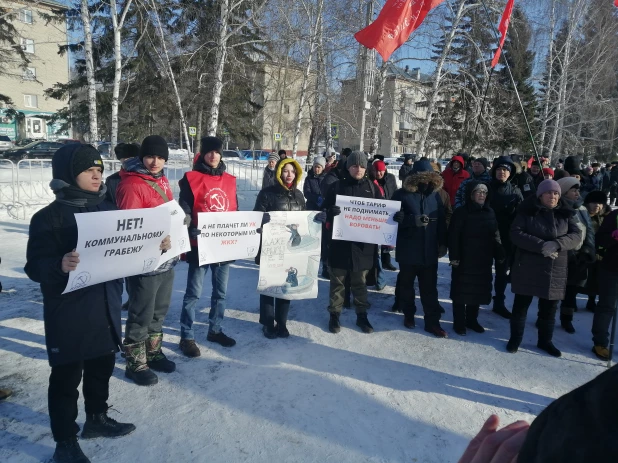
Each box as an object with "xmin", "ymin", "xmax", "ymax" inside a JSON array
[{"xmin": 16, "ymin": 134, "xmax": 618, "ymax": 463}]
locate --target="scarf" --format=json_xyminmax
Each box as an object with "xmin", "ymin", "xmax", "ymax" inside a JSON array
[{"xmin": 50, "ymin": 179, "xmax": 107, "ymax": 207}]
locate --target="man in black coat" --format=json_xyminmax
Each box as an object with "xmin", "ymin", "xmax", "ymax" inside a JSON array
[
  {"xmin": 398, "ymin": 154, "xmax": 414, "ymax": 181},
  {"xmin": 488, "ymin": 156, "xmax": 523, "ymax": 319},
  {"xmin": 25, "ymin": 144, "xmax": 135, "ymax": 463},
  {"xmin": 391, "ymin": 159, "xmax": 448, "ymax": 337},
  {"xmin": 321, "ymin": 151, "xmax": 382, "ymax": 334},
  {"xmin": 104, "ymin": 142, "xmax": 139, "ymax": 205}
]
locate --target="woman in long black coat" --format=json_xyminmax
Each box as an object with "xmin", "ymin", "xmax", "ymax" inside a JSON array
[
  {"xmin": 24, "ymin": 144, "xmax": 135, "ymax": 463},
  {"xmin": 254, "ymin": 158, "xmax": 306, "ymax": 339},
  {"xmin": 507, "ymin": 179, "xmax": 581, "ymax": 357},
  {"xmin": 448, "ymin": 182, "xmax": 504, "ymax": 335}
]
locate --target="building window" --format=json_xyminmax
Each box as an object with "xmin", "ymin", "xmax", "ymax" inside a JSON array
[
  {"xmin": 284, "ymin": 104, "xmax": 290, "ymax": 114},
  {"xmin": 24, "ymin": 94, "xmax": 38, "ymax": 108},
  {"xmin": 23, "ymin": 67, "xmax": 36, "ymax": 80},
  {"xmin": 21, "ymin": 38, "xmax": 35, "ymax": 54},
  {"xmin": 19, "ymin": 9, "xmax": 33, "ymax": 24}
]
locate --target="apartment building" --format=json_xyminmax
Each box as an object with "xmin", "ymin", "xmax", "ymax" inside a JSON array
[{"xmin": 0, "ymin": 0, "xmax": 70, "ymax": 141}]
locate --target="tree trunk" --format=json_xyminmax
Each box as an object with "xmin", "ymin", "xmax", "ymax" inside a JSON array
[
  {"xmin": 416, "ymin": 0, "xmax": 468, "ymax": 156},
  {"xmin": 316, "ymin": 9, "xmax": 332, "ymax": 154},
  {"xmin": 369, "ymin": 62, "xmax": 388, "ymax": 155},
  {"xmin": 537, "ymin": 0, "xmax": 556, "ymax": 156},
  {"xmin": 80, "ymin": 0, "xmax": 98, "ymax": 143},
  {"xmin": 109, "ymin": 0, "xmax": 133, "ymax": 155},
  {"xmin": 207, "ymin": 0, "xmax": 229, "ymax": 136}
]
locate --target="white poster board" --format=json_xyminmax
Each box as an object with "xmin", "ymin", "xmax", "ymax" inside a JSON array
[
  {"xmin": 332, "ymin": 195, "xmax": 400, "ymax": 246},
  {"xmin": 257, "ymin": 211, "xmax": 321, "ymax": 300},
  {"xmin": 197, "ymin": 211, "xmax": 263, "ymax": 265},
  {"xmin": 157, "ymin": 200, "xmax": 190, "ymax": 261},
  {"xmin": 63, "ymin": 208, "xmax": 171, "ymax": 294}
]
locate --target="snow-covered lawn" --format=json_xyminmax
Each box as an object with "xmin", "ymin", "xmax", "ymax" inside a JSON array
[{"xmin": 0, "ymin": 205, "xmax": 607, "ymax": 463}]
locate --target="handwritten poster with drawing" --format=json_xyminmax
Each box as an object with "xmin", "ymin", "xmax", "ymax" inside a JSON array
[
  {"xmin": 197, "ymin": 211, "xmax": 263, "ymax": 265},
  {"xmin": 332, "ymin": 195, "xmax": 400, "ymax": 246},
  {"xmin": 257, "ymin": 211, "xmax": 321, "ymax": 300},
  {"xmin": 156, "ymin": 200, "xmax": 190, "ymax": 261},
  {"xmin": 63, "ymin": 208, "xmax": 171, "ymax": 294}
]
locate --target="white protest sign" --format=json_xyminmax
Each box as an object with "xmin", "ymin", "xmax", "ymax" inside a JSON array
[
  {"xmin": 63, "ymin": 208, "xmax": 171, "ymax": 294},
  {"xmin": 257, "ymin": 211, "xmax": 321, "ymax": 300},
  {"xmin": 197, "ymin": 211, "xmax": 263, "ymax": 265},
  {"xmin": 332, "ymin": 195, "xmax": 400, "ymax": 246},
  {"xmin": 156, "ymin": 200, "xmax": 190, "ymax": 262}
]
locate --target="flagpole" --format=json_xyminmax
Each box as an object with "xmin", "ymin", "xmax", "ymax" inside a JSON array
[{"xmin": 478, "ymin": 0, "xmax": 541, "ymax": 165}]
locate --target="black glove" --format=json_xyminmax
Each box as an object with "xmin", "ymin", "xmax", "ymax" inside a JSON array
[
  {"xmin": 495, "ymin": 245, "xmax": 507, "ymax": 264},
  {"xmin": 393, "ymin": 211, "xmax": 404, "ymax": 223},
  {"xmin": 256, "ymin": 228, "xmax": 263, "ymax": 234},
  {"xmin": 261, "ymin": 212, "xmax": 271, "ymax": 225},
  {"xmin": 329, "ymin": 206, "xmax": 341, "ymax": 217},
  {"xmin": 189, "ymin": 227, "xmax": 201, "ymax": 239},
  {"xmin": 183, "ymin": 214, "xmax": 192, "ymax": 227},
  {"xmin": 313, "ymin": 211, "xmax": 327, "ymax": 223}
]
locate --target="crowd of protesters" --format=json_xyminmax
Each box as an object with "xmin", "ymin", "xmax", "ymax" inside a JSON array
[{"xmin": 9, "ymin": 134, "xmax": 618, "ymax": 462}]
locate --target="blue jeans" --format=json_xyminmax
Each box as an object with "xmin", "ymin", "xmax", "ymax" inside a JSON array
[
  {"xmin": 180, "ymin": 262, "xmax": 230, "ymax": 339},
  {"xmin": 375, "ymin": 250, "xmax": 386, "ymax": 289}
]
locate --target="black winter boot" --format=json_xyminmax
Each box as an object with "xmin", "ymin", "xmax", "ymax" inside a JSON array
[
  {"xmin": 452, "ymin": 303, "xmax": 466, "ymax": 336},
  {"xmin": 81, "ymin": 412, "xmax": 136, "ymax": 439},
  {"xmin": 465, "ymin": 305, "xmax": 485, "ymax": 333},
  {"xmin": 586, "ymin": 296, "xmax": 597, "ymax": 313},
  {"xmin": 537, "ymin": 319, "xmax": 562, "ymax": 357},
  {"xmin": 381, "ymin": 252, "xmax": 398, "ymax": 271},
  {"xmin": 275, "ymin": 323, "xmax": 289, "ymax": 338},
  {"xmin": 262, "ymin": 323, "xmax": 277, "ymax": 339},
  {"xmin": 124, "ymin": 341, "xmax": 158, "ymax": 386},
  {"xmin": 560, "ymin": 308, "xmax": 576, "ymax": 334},
  {"xmin": 492, "ymin": 297, "xmax": 512, "ymax": 319},
  {"xmin": 506, "ymin": 317, "xmax": 526, "ymax": 353},
  {"xmin": 146, "ymin": 333, "xmax": 176, "ymax": 372},
  {"xmin": 52, "ymin": 437, "xmax": 90, "ymax": 463},
  {"xmin": 356, "ymin": 313, "xmax": 374, "ymax": 333},
  {"xmin": 328, "ymin": 313, "xmax": 341, "ymax": 333},
  {"xmin": 391, "ymin": 299, "xmax": 402, "ymax": 313}
]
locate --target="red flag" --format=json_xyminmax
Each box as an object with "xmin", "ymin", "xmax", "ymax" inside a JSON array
[
  {"xmin": 491, "ymin": 0, "xmax": 515, "ymax": 68},
  {"xmin": 615, "ymin": 0, "xmax": 618, "ymax": 7},
  {"xmin": 354, "ymin": 0, "xmax": 444, "ymax": 62}
]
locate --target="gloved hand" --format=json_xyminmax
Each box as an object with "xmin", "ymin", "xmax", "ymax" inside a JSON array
[
  {"xmin": 393, "ymin": 211, "xmax": 405, "ymax": 223},
  {"xmin": 189, "ymin": 227, "xmax": 201, "ymax": 239},
  {"xmin": 261, "ymin": 212, "xmax": 271, "ymax": 225},
  {"xmin": 438, "ymin": 245, "xmax": 448, "ymax": 258},
  {"xmin": 415, "ymin": 215, "xmax": 429, "ymax": 227},
  {"xmin": 612, "ymin": 229, "xmax": 618, "ymax": 241},
  {"xmin": 313, "ymin": 211, "xmax": 327, "ymax": 223},
  {"xmin": 256, "ymin": 228, "xmax": 263, "ymax": 234},
  {"xmin": 495, "ymin": 245, "xmax": 507, "ymax": 264},
  {"xmin": 317, "ymin": 196, "xmax": 324, "ymax": 207},
  {"xmin": 183, "ymin": 214, "xmax": 192, "ymax": 227},
  {"xmin": 450, "ymin": 260, "xmax": 460, "ymax": 267},
  {"xmin": 541, "ymin": 241, "xmax": 560, "ymax": 257},
  {"xmin": 548, "ymin": 252, "xmax": 559, "ymax": 260},
  {"xmin": 329, "ymin": 205, "xmax": 341, "ymax": 217}
]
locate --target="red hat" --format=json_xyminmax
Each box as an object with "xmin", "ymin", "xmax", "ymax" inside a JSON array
[
  {"xmin": 374, "ymin": 160, "xmax": 386, "ymax": 172},
  {"xmin": 543, "ymin": 167, "xmax": 554, "ymax": 177}
]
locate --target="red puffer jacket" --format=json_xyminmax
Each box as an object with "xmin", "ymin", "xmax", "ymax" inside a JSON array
[
  {"xmin": 116, "ymin": 158, "xmax": 173, "ymax": 210},
  {"xmin": 441, "ymin": 155, "xmax": 469, "ymax": 206}
]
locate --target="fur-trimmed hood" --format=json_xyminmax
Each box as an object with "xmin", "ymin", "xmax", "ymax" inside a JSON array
[
  {"xmin": 403, "ymin": 170, "xmax": 444, "ymax": 193},
  {"xmin": 518, "ymin": 195, "xmax": 576, "ymax": 218}
]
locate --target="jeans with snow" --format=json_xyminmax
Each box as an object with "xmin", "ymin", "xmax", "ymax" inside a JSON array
[{"xmin": 180, "ymin": 262, "xmax": 230, "ymax": 339}]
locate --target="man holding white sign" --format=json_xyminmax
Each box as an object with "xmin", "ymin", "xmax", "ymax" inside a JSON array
[
  {"xmin": 319, "ymin": 151, "xmax": 383, "ymax": 334},
  {"xmin": 25, "ymin": 144, "xmax": 136, "ymax": 463},
  {"xmin": 178, "ymin": 136, "xmax": 239, "ymax": 357}
]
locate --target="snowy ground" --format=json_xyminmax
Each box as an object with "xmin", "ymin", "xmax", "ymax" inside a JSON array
[{"xmin": 0, "ymin": 178, "xmax": 610, "ymax": 463}]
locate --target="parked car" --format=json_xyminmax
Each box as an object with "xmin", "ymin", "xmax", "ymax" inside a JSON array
[
  {"xmin": 0, "ymin": 135, "xmax": 13, "ymax": 153},
  {"xmin": 15, "ymin": 138, "xmax": 45, "ymax": 147},
  {"xmin": 222, "ymin": 149, "xmax": 244, "ymax": 160},
  {"xmin": 97, "ymin": 142, "xmax": 112, "ymax": 159},
  {"xmin": 3, "ymin": 140, "xmax": 63, "ymax": 161},
  {"xmin": 241, "ymin": 149, "xmax": 270, "ymax": 161},
  {"xmin": 57, "ymin": 138, "xmax": 81, "ymax": 145},
  {"xmin": 168, "ymin": 143, "xmax": 189, "ymax": 159}
]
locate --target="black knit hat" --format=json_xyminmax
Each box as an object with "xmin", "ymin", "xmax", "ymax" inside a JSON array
[
  {"xmin": 584, "ymin": 191, "xmax": 608, "ymax": 205},
  {"xmin": 474, "ymin": 157, "xmax": 489, "ymax": 170},
  {"xmin": 200, "ymin": 136, "xmax": 223, "ymax": 155},
  {"xmin": 115, "ymin": 142, "xmax": 140, "ymax": 161},
  {"xmin": 341, "ymin": 148, "xmax": 352, "ymax": 158},
  {"xmin": 71, "ymin": 145, "xmax": 104, "ymax": 179},
  {"xmin": 139, "ymin": 135, "xmax": 169, "ymax": 161}
]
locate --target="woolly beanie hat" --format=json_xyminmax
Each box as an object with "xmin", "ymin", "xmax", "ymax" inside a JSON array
[
  {"xmin": 313, "ymin": 156, "xmax": 326, "ymax": 168},
  {"xmin": 267, "ymin": 152, "xmax": 280, "ymax": 163},
  {"xmin": 139, "ymin": 135, "xmax": 169, "ymax": 161},
  {"xmin": 373, "ymin": 160, "xmax": 387, "ymax": 172},
  {"xmin": 200, "ymin": 136, "xmax": 223, "ymax": 155},
  {"xmin": 584, "ymin": 191, "xmax": 608, "ymax": 205},
  {"xmin": 346, "ymin": 151, "xmax": 368, "ymax": 169},
  {"xmin": 114, "ymin": 142, "xmax": 139, "ymax": 161},
  {"xmin": 70, "ymin": 145, "xmax": 104, "ymax": 180},
  {"xmin": 537, "ymin": 179, "xmax": 562, "ymax": 198},
  {"xmin": 557, "ymin": 177, "xmax": 580, "ymax": 195}
]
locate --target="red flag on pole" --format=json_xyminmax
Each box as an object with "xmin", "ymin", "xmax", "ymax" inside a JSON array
[
  {"xmin": 354, "ymin": 0, "xmax": 445, "ymax": 62},
  {"xmin": 491, "ymin": 0, "xmax": 515, "ymax": 68},
  {"xmin": 615, "ymin": 0, "xmax": 618, "ymax": 7}
]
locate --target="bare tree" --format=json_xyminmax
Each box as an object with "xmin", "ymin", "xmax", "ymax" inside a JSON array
[{"xmin": 80, "ymin": 0, "xmax": 98, "ymax": 142}]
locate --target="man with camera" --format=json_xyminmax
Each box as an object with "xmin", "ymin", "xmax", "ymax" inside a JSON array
[{"xmin": 391, "ymin": 159, "xmax": 448, "ymax": 337}]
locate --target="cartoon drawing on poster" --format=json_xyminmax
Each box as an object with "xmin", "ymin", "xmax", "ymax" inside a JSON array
[
  {"xmin": 63, "ymin": 207, "xmax": 171, "ymax": 294},
  {"xmin": 156, "ymin": 200, "xmax": 190, "ymax": 261},
  {"xmin": 196, "ymin": 211, "xmax": 263, "ymax": 266},
  {"xmin": 332, "ymin": 195, "xmax": 401, "ymax": 246},
  {"xmin": 257, "ymin": 211, "xmax": 321, "ymax": 300}
]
